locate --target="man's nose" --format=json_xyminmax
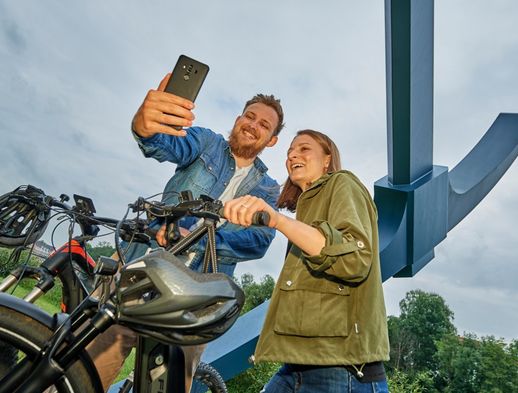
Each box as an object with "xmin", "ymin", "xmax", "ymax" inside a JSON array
[{"xmin": 248, "ymin": 119, "xmax": 259, "ymax": 129}]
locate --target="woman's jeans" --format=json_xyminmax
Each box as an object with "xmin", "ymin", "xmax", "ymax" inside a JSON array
[{"xmin": 261, "ymin": 364, "xmax": 389, "ymax": 393}]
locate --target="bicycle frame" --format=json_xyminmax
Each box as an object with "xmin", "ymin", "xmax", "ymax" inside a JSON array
[
  {"xmin": 0, "ymin": 188, "xmax": 239, "ymax": 393},
  {"xmin": 0, "ymin": 238, "xmax": 96, "ymax": 310},
  {"xmin": 130, "ymin": 212, "xmax": 222, "ymax": 393},
  {"xmin": 0, "ymin": 206, "xmax": 227, "ymax": 393}
]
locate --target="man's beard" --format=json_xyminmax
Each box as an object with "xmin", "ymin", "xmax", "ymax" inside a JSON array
[{"xmin": 228, "ymin": 129, "xmax": 268, "ymax": 160}]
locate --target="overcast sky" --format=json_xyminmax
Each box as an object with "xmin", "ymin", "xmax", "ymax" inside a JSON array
[{"xmin": 1, "ymin": 1, "xmax": 517, "ymax": 341}]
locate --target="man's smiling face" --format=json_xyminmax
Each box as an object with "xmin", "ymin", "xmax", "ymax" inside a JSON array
[{"xmin": 228, "ymin": 102, "xmax": 279, "ymax": 159}]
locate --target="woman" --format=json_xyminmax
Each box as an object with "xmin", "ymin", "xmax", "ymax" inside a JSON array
[{"xmin": 224, "ymin": 130, "xmax": 390, "ymax": 392}]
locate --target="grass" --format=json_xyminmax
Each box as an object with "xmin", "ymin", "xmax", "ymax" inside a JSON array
[
  {"xmin": 2, "ymin": 278, "xmax": 61, "ymax": 315},
  {"xmin": 116, "ymin": 349, "xmax": 136, "ymax": 383}
]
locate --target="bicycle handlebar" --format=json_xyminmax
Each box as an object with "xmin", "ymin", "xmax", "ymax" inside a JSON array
[{"xmin": 131, "ymin": 196, "xmax": 271, "ymax": 226}]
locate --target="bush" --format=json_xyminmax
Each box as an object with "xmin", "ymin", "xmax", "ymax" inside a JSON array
[
  {"xmin": 226, "ymin": 361, "xmax": 281, "ymax": 393},
  {"xmin": 0, "ymin": 247, "xmax": 42, "ymax": 277}
]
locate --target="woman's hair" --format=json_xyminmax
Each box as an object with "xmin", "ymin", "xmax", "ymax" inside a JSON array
[{"xmin": 277, "ymin": 129, "xmax": 342, "ymax": 212}]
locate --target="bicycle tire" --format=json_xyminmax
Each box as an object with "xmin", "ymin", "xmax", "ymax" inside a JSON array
[
  {"xmin": 0, "ymin": 304, "xmax": 100, "ymax": 393},
  {"xmin": 192, "ymin": 361, "xmax": 228, "ymax": 393}
]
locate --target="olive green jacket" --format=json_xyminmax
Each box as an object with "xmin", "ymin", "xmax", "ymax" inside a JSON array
[{"xmin": 254, "ymin": 171, "xmax": 389, "ymax": 366}]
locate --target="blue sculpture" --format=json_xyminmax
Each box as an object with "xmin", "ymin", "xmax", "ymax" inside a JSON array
[{"xmin": 200, "ymin": 0, "xmax": 518, "ymax": 381}]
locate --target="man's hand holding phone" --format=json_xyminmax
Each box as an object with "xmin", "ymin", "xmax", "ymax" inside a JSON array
[
  {"xmin": 132, "ymin": 55, "xmax": 209, "ymax": 139},
  {"xmin": 132, "ymin": 74, "xmax": 195, "ymax": 138}
]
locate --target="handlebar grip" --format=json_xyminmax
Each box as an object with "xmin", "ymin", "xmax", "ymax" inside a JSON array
[
  {"xmin": 218, "ymin": 208, "xmax": 270, "ymax": 226},
  {"xmin": 252, "ymin": 211, "xmax": 270, "ymax": 226}
]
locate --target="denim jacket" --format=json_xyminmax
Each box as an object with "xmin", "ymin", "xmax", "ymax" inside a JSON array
[{"xmin": 134, "ymin": 126, "xmax": 279, "ymax": 273}]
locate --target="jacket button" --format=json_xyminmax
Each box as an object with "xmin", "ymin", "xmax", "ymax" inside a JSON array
[
  {"xmin": 224, "ymin": 182, "xmax": 228, "ymax": 186},
  {"xmin": 286, "ymin": 280, "xmax": 292, "ymax": 286},
  {"xmin": 338, "ymin": 284, "xmax": 344, "ymax": 291},
  {"xmin": 357, "ymin": 241, "xmax": 365, "ymax": 249}
]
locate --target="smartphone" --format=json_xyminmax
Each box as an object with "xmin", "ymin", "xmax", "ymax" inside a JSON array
[{"xmin": 164, "ymin": 55, "xmax": 209, "ymax": 102}]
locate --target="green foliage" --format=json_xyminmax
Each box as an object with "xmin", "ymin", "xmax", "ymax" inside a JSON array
[
  {"xmin": 86, "ymin": 241, "xmax": 115, "ymax": 262},
  {"xmin": 388, "ymin": 289, "xmax": 456, "ymax": 373},
  {"xmin": 435, "ymin": 334, "xmax": 518, "ymax": 393},
  {"xmin": 387, "ymin": 369, "xmax": 437, "ymax": 393},
  {"xmin": 0, "ymin": 247, "xmax": 41, "ymax": 276},
  {"xmin": 434, "ymin": 333, "xmax": 481, "ymax": 392},
  {"xmin": 226, "ymin": 361, "xmax": 280, "ymax": 393},
  {"xmin": 387, "ymin": 289, "xmax": 518, "ymax": 392},
  {"xmin": 238, "ymin": 273, "xmax": 275, "ymax": 314},
  {"xmin": 227, "ymin": 273, "xmax": 277, "ymax": 391},
  {"xmin": 7, "ymin": 279, "xmax": 61, "ymax": 314}
]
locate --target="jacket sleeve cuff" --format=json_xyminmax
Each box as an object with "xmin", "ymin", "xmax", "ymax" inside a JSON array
[
  {"xmin": 131, "ymin": 128, "xmax": 166, "ymax": 158},
  {"xmin": 302, "ymin": 220, "xmax": 359, "ymax": 272}
]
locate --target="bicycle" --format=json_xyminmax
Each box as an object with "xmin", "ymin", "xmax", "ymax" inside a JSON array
[
  {"xmin": 0, "ymin": 184, "xmax": 123, "ymax": 311},
  {"xmin": 0, "ymin": 185, "xmax": 260, "ymax": 392}
]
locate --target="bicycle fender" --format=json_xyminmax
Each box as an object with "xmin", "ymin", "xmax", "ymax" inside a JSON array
[{"xmin": 0, "ymin": 292, "xmax": 55, "ymax": 326}]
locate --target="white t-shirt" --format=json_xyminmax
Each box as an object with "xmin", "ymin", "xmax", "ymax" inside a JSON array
[{"xmin": 188, "ymin": 163, "xmax": 253, "ymax": 232}]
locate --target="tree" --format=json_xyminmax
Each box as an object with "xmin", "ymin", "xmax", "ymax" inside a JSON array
[
  {"xmin": 238, "ymin": 273, "xmax": 275, "ymax": 314},
  {"xmin": 227, "ymin": 273, "xmax": 278, "ymax": 392},
  {"xmin": 435, "ymin": 333, "xmax": 481, "ymax": 392},
  {"xmin": 86, "ymin": 241, "xmax": 115, "ymax": 262},
  {"xmin": 387, "ymin": 369, "xmax": 437, "ymax": 393},
  {"xmin": 435, "ymin": 334, "xmax": 518, "ymax": 392},
  {"xmin": 394, "ymin": 289, "xmax": 457, "ymax": 372},
  {"xmin": 387, "ymin": 314, "xmax": 416, "ymax": 372},
  {"xmin": 476, "ymin": 336, "xmax": 518, "ymax": 392}
]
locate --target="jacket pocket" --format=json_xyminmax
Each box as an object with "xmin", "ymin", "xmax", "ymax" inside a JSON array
[{"xmin": 273, "ymin": 281, "xmax": 350, "ymax": 337}]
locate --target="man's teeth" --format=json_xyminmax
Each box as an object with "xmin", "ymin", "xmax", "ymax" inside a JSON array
[{"xmin": 292, "ymin": 163, "xmax": 304, "ymax": 169}]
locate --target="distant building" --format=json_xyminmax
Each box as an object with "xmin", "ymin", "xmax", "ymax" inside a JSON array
[{"xmin": 32, "ymin": 240, "xmax": 53, "ymax": 259}]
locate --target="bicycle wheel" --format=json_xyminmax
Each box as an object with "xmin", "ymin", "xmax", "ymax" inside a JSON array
[
  {"xmin": 0, "ymin": 305, "xmax": 100, "ymax": 393},
  {"xmin": 191, "ymin": 361, "xmax": 228, "ymax": 393}
]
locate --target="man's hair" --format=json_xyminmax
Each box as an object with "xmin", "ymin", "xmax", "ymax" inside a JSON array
[
  {"xmin": 277, "ymin": 129, "xmax": 342, "ymax": 212},
  {"xmin": 243, "ymin": 94, "xmax": 285, "ymax": 136}
]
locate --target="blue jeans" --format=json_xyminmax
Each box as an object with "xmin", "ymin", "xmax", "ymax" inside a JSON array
[{"xmin": 261, "ymin": 364, "xmax": 389, "ymax": 393}]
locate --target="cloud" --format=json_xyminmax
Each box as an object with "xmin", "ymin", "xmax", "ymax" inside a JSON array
[{"xmin": 0, "ymin": 0, "xmax": 517, "ymax": 341}]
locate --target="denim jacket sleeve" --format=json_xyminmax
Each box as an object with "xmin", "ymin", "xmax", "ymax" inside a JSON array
[
  {"xmin": 213, "ymin": 224, "xmax": 276, "ymax": 261},
  {"xmin": 133, "ymin": 127, "xmax": 215, "ymax": 166},
  {"xmin": 199, "ymin": 178, "xmax": 279, "ymax": 263}
]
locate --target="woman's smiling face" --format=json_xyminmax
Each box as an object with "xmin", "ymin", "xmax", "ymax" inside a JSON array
[{"xmin": 286, "ymin": 134, "xmax": 331, "ymax": 191}]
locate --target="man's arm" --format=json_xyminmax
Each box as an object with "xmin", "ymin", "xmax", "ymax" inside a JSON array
[{"xmin": 213, "ymin": 224, "xmax": 276, "ymax": 261}]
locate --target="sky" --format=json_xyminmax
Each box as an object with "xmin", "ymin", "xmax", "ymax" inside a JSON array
[{"xmin": 0, "ymin": 1, "xmax": 517, "ymax": 341}]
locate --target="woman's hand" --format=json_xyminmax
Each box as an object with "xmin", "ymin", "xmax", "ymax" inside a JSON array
[
  {"xmin": 223, "ymin": 196, "xmax": 280, "ymax": 228},
  {"xmin": 224, "ymin": 195, "xmax": 326, "ymax": 256}
]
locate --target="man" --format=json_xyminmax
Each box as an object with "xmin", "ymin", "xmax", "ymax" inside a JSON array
[{"xmin": 88, "ymin": 73, "xmax": 284, "ymax": 392}]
